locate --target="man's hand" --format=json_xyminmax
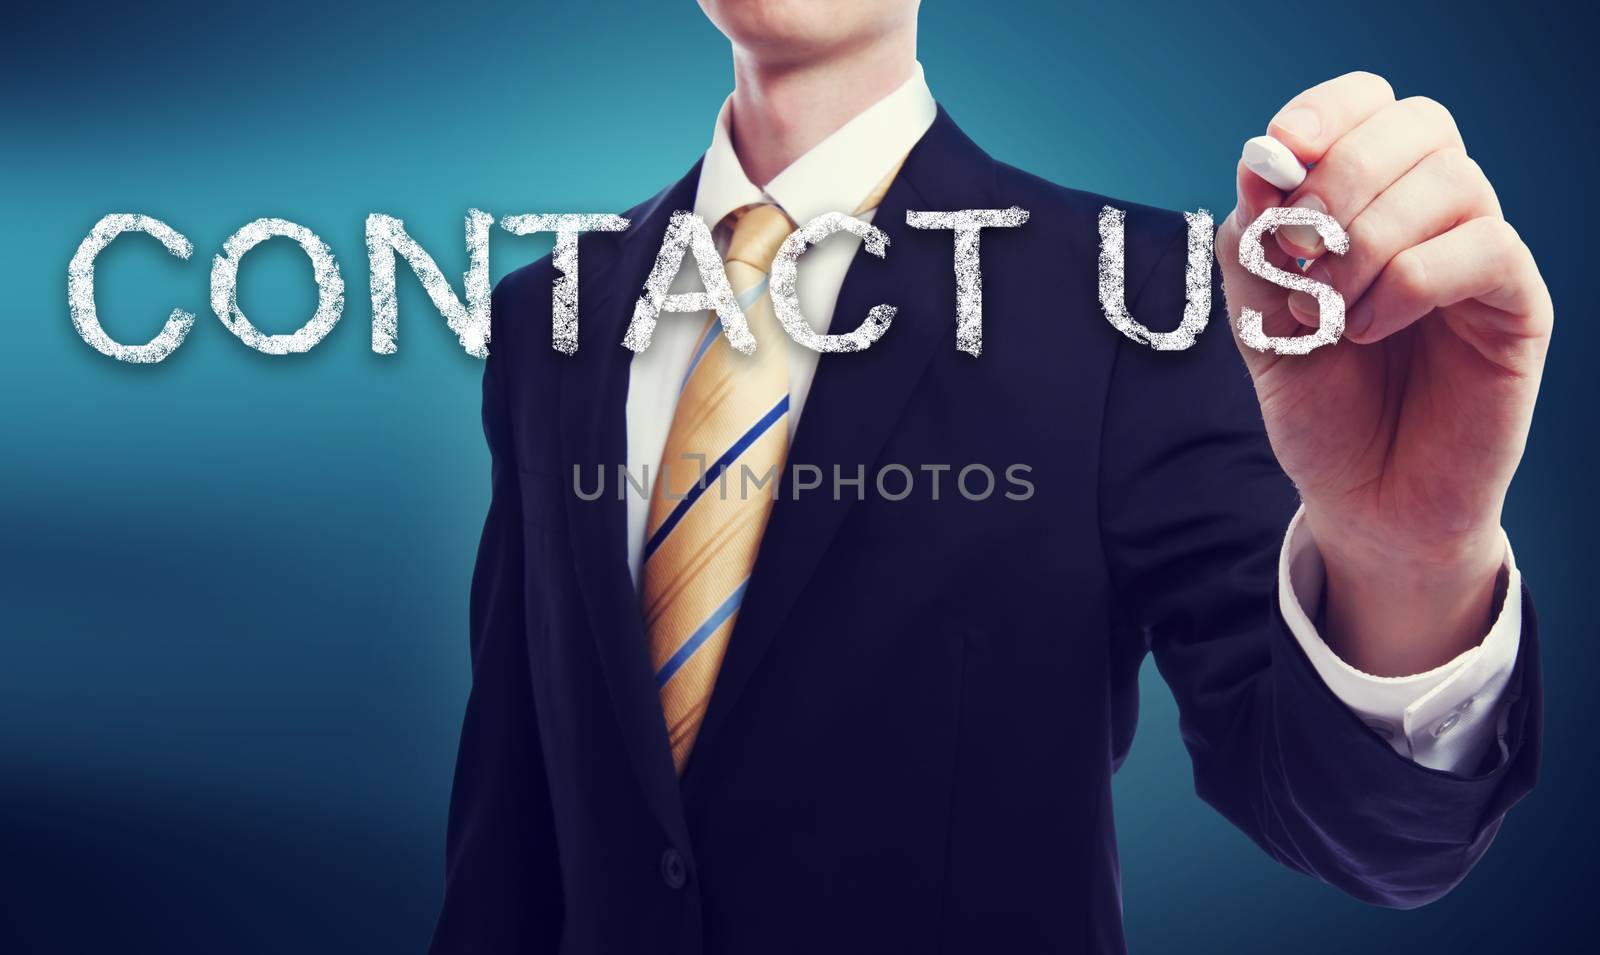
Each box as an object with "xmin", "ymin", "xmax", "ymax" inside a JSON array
[{"xmin": 1215, "ymin": 71, "xmax": 1552, "ymax": 677}]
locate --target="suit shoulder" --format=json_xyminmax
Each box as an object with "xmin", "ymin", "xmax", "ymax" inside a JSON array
[
  {"xmin": 488, "ymin": 255, "xmax": 555, "ymax": 363},
  {"xmin": 991, "ymin": 161, "xmax": 1194, "ymax": 257},
  {"xmin": 493, "ymin": 254, "xmax": 557, "ymax": 310}
]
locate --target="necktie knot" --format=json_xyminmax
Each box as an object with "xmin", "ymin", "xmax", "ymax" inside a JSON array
[{"xmin": 722, "ymin": 203, "xmax": 795, "ymax": 273}]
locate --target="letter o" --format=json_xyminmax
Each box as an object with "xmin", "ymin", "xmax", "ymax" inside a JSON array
[
  {"xmin": 210, "ymin": 217, "xmax": 344, "ymax": 354},
  {"xmin": 958, "ymin": 464, "xmax": 996, "ymax": 501},
  {"xmin": 875, "ymin": 463, "xmax": 915, "ymax": 502}
]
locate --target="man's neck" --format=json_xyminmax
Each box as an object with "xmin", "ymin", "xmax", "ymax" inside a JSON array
[{"xmin": 726, "ymin": 31, "xmax": 918, "ymax": 188}]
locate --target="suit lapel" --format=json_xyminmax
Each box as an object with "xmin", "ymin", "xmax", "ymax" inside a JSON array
[
  {"xmin": 559, "ymin": 161, "xmax": 701, "ymax": 849},
  {"xmin": 685, "ymin": 109, "xmax": 1000, "ymax": 785}
]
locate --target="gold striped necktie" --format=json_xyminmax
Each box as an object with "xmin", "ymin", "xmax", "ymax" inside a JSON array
[{"xmin": 643, "ymin": 162, "xmax": 905, "ymax": 773}]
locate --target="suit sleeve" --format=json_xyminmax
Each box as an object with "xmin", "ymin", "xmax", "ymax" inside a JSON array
[
  {"xmin": 430, "ymin": 279, "xmax": 563, "ymax": 952},
  {"xmin": 1097, "ymin": 217, "xmax": 1542, "ymax": 908}
]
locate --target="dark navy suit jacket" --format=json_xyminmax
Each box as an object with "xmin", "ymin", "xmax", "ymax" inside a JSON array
[{"xmin": 430, "ymin": 109, "xmax": 1541, "ymax": 954}]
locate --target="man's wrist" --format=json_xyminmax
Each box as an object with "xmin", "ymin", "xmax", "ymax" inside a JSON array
[{"xmin": 1306, "ymin": 514, "xmax": 1506, "ymax": 677}]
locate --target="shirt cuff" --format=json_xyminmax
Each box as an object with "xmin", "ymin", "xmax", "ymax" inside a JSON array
[{"xmin": 1277, "ymin": 506, "xmax": 1522, "ymax": 774}]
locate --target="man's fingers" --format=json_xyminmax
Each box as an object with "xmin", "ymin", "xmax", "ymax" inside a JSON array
[
  {"xmin": 1299, "ymin": 146, "xmax": 1500, "ymax": 312},
  {"xmin": 1346, "ymin": 216, "xmax": 1550, "ymax": 360},
  {"xmin": 1234, "ymin": 158, "xmax": 1285, "ymax": 227},
  {"xmin": 1276, "ymin": 96, "xmax": 1466, "ymax": 259},
  {"xmin": 1220, "ymin": 200, "xmax": 1317, "ymax": 369},
  {"xmin": 1267, "ymin": 71, "xmax": 1395, "ymax": 165},
  {"xmin": 1220, "ymin": 171, "xmax": 1307, "ymax": 309}
]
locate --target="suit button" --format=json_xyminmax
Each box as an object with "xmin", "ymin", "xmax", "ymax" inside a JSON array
[{"xmin": 660, "ymin": 848, "xmax": 688, "ymax": 890}]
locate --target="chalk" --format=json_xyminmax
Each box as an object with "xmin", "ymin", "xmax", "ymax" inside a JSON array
[{"xmin": 1241, "ymin": 135, "xmax": 1307, "ymax": 192}]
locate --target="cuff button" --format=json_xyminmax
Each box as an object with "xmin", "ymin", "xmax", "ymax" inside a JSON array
[{"xmin": 661, "ymin": 848, "xmax": 689, "ymax": 890}]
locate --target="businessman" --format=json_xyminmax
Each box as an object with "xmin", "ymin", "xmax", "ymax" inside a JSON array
[{"xmin": 432, "ymin": 1, "xmax": 1550, "ymax": 952}]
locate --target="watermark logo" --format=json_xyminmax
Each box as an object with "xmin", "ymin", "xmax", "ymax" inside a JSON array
[{"xmin": 574, "ymin": 458, "xmax": 1035, "ymax": 503}]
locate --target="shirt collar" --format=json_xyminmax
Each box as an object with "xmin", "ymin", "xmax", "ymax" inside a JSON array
[{"xmin": 693, "ymin": 62, "xmax": 937, "ymax": 231}]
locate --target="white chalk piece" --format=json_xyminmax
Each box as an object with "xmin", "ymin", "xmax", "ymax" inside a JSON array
[{"xmin": 1241, "ymin": 135, "xmax": 1307, "ymax": 192}]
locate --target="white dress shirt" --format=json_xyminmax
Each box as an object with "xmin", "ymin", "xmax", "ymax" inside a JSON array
[{"xmin": 621, "ymin": 64, "xmax": 1523, "ymax": 775}]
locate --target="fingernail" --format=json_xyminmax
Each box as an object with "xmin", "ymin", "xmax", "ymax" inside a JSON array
[
  {"xmin": 1278, "ymin": 194, "xmax": 1327, "ymax": 257},
  {"xmin": 1286, "ymin": 290, "xmax": 1317, "ymax": 322},
  {"xmin": 1287, "ymin": 262, "xmax": 1332, "ymax": 324},
  {"xmin": 1272, "ymin": 106, "xmax": 1321, "ymax": 144},
  {"xmin": 1346, "ymin": 300, "xmax": 1374, "ymax": 341}
]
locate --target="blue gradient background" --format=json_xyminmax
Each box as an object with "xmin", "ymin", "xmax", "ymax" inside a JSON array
[{"xmin": 1, "ymin": 1, "xmax": 1590, "ymax": 951}]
